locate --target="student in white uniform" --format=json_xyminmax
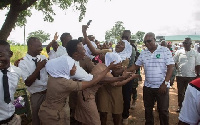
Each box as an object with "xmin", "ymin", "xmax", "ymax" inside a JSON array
[
  {"xmin": 18, "ymin": 37, "xmax": 48, "ymax": 125},
  {"xmin": 0, "ymin": 40, "xmax": 22, "ymax": 125}
]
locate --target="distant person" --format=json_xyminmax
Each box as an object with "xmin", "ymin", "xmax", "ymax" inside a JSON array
[
  {"xmin": 128, "ymin": 32, "xmax": 174, "ymax": 125},
  {"xmin": 173, "ymin": 37, "xmax": 200, "ymax": 112},
  {"xmin": 46, "ymin": 32, "xmax": 59, "ymax": 60},
  {"xmin": 18, "ymin": 37, "xmax": 48, "ymax": 125},
  {"xmin": 0, "ymin": 40, "xmax": 22, "ymax": 125},
  {"xmin": 160, "ymin": 40, "xmax": 167, "ymax": 47},
  {"xmin": 57, "ymin": 32, "xmax": 72, "ymax": 56},
  {"xmin": 120, "ymin": 30, "xmax": 137, "ymax": 125},
  {"xmin": 178, "ymin": 78, "xmax": 200, "ymax": 125}
]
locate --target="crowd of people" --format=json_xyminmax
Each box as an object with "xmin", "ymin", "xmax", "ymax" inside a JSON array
[{"xmin": 0, "ymin": 24, "xmax": 200, "ymax": 125}]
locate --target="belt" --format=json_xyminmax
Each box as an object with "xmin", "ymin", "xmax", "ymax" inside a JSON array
[
  {"xmin": 32, "ymin": 89, "xmax": 47, "ymax": 95},
  {"xmin": 0, "ymin": 114, "xmax": 14, "ymax": 124}
]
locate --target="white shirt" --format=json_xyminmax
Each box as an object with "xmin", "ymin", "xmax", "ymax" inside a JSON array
[
  {"xmin": 135, "ymin": 45, "xmax": 175, "ymax": 88},
  {"xmin": 70, "ymin": 61, "xmax": 93, "ymax": 81},
  {"xmin": 179, "ymin": 84, "xmax": 200, "ymax": 125},
  {"xmin": 18, "ymin": 54, "xmax": 48, "ymax": 94},
  {"xmin": 0, "ymin": 65, "xmax": 22, "ymax": 121},
  {"xmin": 48, "ymin": 50, "xmax": 57, "ymax": 60},
  {"xmin": 55, "ymin": 46, "xmax": 68, "ymax": 58},
  {"xmin": 84, "ymin": 41, "xmax": 97, "ymax": 60},
  {"xmin": 173, "ymin": 49, "xmax": 200, "ymax": 77}
]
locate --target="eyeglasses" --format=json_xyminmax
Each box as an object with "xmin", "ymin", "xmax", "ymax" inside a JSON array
[{"xmin": 144, "ymin": 40, "xmax": 152, "ymax": 43}]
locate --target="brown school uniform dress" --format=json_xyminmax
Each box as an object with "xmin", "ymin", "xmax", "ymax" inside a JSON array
[
  {"xmin": 96, "ymin": 59, "xmax": 129, "ymax": 114},
  {"xmin": 38, "ymin": 76, "xmax": 82, "ymax": 125}
]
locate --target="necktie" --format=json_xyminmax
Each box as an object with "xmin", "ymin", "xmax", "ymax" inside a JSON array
[
  {"xmin": 1, "ymin": 69, "xmax": 11, "ymax": 104},
  {"xmin": 32, "ymin": 59, "xmax": 40, "ymax": 80}
]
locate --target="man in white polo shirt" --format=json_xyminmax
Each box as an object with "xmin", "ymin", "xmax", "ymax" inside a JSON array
[
  {"xmin": 128, "ymin": 32, "xmax": 174, "ymax": 125},
  {"xmin": 18, "ymin": 37, "xmax": 48, "ymax": 125},
  {"xmin": 173, "ymin": 37, "xmax": 200, "ymax": 112}
]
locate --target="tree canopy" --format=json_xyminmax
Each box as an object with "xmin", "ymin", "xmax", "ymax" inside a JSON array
[
  {"xmin": 105, "ymin": 21, "xmax": 125, "ymax": 42},
  {"xmin": 0, "ymin": 0, "xmax": 88, "ymax": 40},
  {"xmin": 27, "ymin": 30, "xmax": 50, "ymax": 43}
]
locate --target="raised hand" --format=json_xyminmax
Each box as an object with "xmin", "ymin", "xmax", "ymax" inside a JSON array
[{"xmin": 53, "ymin": 32, "xmax": 59, "ymax": 41}]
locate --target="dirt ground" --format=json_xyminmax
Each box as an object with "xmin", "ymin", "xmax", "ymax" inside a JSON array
[{"xmin": 107, "ymin": 71, "xmax": 179, "ymax": 125}]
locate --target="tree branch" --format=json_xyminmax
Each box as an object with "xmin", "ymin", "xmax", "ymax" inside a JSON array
[{"xmin": 19, "ymin": 0, "xmax": 38, "ymax": 11}]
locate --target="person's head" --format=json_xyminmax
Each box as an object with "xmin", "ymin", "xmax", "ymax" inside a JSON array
[
  {"xmin": 60, "ymin": 33, "xmax": 72, "ymax": 46},
  {"xmin": 143, "ymin": 32, "xmax": 157, "ymax": 51},
  {"xmin": 115, "ymin": 40, "xmax": 125, "ymax": 53},
  {"xmin": 0, "ymin": 40, "xmax": 13, "ymax": 70},
  {"xmin": 27, "ymin": 37, "xmax": 42, "ymax": 57},
  {"xmin": 167, "ymin": 42, "xmax": 172, "ymax": 49},
  {"xmin": 160, "ymin": 40, "xmax": 167, "ymax": 47},
  {"xmin": 121, "ymin": 30, "xmax": 131, "ymax": 42},
  {"xmin": 66, "ymin": 40, "xmax": 86, "ymax": 61},
  {"xmin": 88, "ymin": 35, "xmax": 95, "ymax": 42},
  {"xmin": 46, "ymin": 55, "xmax": 76, "ymax": 79},
  {"xmin": 78, "ymin": 37, "xmax": 83, "ymax": 42},
  {"xmin": 52, "ymin": 42, "xmax": 59, "ymax": 52},
  {"xmin": 183, "ymin": 37, "xmax": 192, "ymax": 51}
]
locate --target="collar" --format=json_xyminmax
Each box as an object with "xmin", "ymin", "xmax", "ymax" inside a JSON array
[{"xmin": 26, "ymin": 53, "xmax": 40, "ymax": 61}]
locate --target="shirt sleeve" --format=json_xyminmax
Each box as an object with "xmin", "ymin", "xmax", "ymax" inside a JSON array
[
  {"xmin": 173, "ymin": 50, "xmax": 179, "ymax": 63},
  {"xmin": 164, "ymin": 48, "xmax": 175, "ymax": 65},
  {"xmin": 195, "ymin": 52, "xmax": 200, "ymax": 66},
  {"xmin": 135, "ymin": 52, "xmax": 143, "ymax": 66},
  {"xmin": 66, "ymin": 79, "xmax": 82, "ymax": 91},
  {"xmin": 178, "ymin": 85, "xmax": 200, "ymax": 124},
  {"xmin": 18, "ymin": 61, "xmax": 30, "ymax": 81}
]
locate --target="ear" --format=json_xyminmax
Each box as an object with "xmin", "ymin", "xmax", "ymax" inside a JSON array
[{"xmin": 9, "ymin": 50, "xmax": 13, "ymax": 58}]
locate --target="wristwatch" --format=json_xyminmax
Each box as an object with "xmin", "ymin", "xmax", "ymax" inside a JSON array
[{"xmin": 165, "ymin": 81, "xmax": 170, "ymax": 85}]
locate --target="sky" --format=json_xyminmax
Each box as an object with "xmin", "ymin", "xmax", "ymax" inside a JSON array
[{"xmin": 1, "ymin": 0, "xmax": 200, "ymax": 44}]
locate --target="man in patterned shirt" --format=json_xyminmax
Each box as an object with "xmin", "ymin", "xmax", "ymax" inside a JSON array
[{"xmin": 128, "ymin": 32, "xmax": 174, "ymax": 125}]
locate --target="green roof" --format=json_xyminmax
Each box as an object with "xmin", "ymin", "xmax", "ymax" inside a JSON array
[{"xmin": 165, "ymin": 35, "xmax": 200, "ymax": 41}]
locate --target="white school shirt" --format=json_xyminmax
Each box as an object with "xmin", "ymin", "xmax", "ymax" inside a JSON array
[
  {"xmin": 84, "ymin": 41, "xmax": 97, "ymax": 60},
  {"xmin": 55, "ymin": 46, "xmax": 68, "ymax": 57},
  {"xmin": 70, "ymin": 61, "xmax": 93, "ymax": 81},
  {"xmin": 179, "ymin": 84, "xmax": 200, "ymax": 125},
  {"xmin": 173, "ymin": 49, "xmax": 200, "ymax": 77},
  {"xmin": 48, "ymin": 50, "xmax": 57, "ymax": 60},
  {"xmin": 48, "ymin": 46, "xmax": 68, "ymax": 60},
  {"xmin": 0, "ymin": 65, "xmax": 22, "ymax": 121},
  {"xmin": 135, "ymin": 45, "xmax": 175, "ymax": 88},
  {"xmin": 18, "ymin": 54, "xmax": 48, "ymax": 94}
]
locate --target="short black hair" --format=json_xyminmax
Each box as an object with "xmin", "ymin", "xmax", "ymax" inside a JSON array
[
  {"xmin": 0, "ymin": 40, "xmax": 10, "ymax": 46},
  {"xmin": 121, "ymin": 35, "xmax": 129, "ymax": 40},
  {"xmin": 78, "ymin": 37, "xmax": 83, "ymax": 42},
  {"xmin": 66, "ymin": 39, "xmax": 80, "ymax": 57},
  {"xmin": 27, "ymin": 37, "xmax": 39, "ymax": 46},
  {"xmin": 60, "ymin": 33, "xmax": 70, "ymax": 42}
]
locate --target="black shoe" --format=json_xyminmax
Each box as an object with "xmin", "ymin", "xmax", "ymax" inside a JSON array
[{"xmin": 176, "ymin": 108, "xmax": 181, "ymax": 113}]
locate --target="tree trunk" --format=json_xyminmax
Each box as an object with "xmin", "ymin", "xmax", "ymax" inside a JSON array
[{"xmin": 0, "ymin": 7, "xmax": 20, "ymax": 41}]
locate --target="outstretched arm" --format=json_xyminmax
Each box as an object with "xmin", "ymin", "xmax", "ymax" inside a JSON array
[{"xmin": 82, "ymin": 25, "xmax": 103, "ymax": 56}]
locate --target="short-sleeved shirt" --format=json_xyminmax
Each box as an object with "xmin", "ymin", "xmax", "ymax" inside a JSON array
[
  {"xmin": 18, "ymin": 54, "xmax": 48, "ymax": 94},
  {"xmin": 179, "ymin": 82, "xmax": 200, "ymax": 124},
  {"xmin": 70, "ymin": 61, "xmax": 93, "ymax": 81},
  {"xmin": 135, "ymin": 45, "xmax": 174, "ymax": 88},
  {"xmin": 48, "ymin": 50, "xmax": 57, "ymax": 60},
  {"xmin": 55, "ymin": 46, "xmax": 68, "ymax": 57},
  {"xmin": 84, "ymin": 41, "xmax": 97, "ymax": 60},
  {"xmin": 173, "ymin": 49, "xmax": 200, "ymax": 77},
  {"xmin": 0, "ymin": 65, "xmax": 22, "ymax": 121}
]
